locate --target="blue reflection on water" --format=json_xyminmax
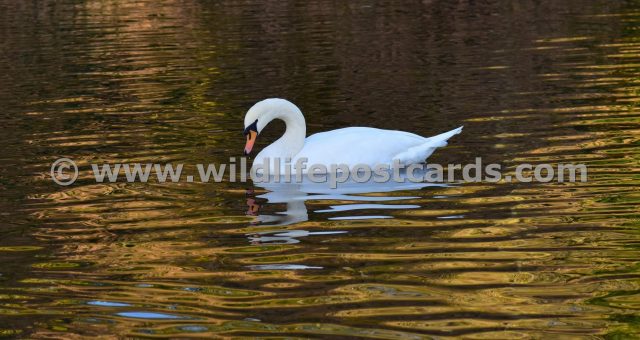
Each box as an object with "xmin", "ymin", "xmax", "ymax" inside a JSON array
[
  {"xmin": 87, "ymin": 300, "xmax": 131, "ymax": 307},
  {"xmin": 247, "ymin": 264, "xmax": 323, "ymax": 270},
  {"xmin": 117, "ymin": 311, "xmax": 186, "ymax": 319}
]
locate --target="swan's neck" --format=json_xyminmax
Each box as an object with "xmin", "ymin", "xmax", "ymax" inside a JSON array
[{"xmin": 269, "ymin": 108, "xmax": 306, "ymax": 159}]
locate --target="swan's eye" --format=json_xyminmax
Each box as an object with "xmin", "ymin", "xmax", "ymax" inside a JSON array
[{"xmin": 243, "ymin": 119, "xmax": 258, "ymax": 136}]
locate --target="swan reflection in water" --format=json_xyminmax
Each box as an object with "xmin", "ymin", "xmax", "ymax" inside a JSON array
[{"xmin": 245, "ymin": 170, "xmax": 450, "ymax": 245}]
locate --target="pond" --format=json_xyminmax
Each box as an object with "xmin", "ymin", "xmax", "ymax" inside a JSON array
[{"xmin": 0, "ymin": 0, "xmax": 639, "ymax": 338}]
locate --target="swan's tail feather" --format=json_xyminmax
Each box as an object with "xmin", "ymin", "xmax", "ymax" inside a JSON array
[
  {"xmin": 427, "ymin": 126, "xmax": 463, "ymax": 144},
  {"xmin": 393, "ymin": 126, "xmax": 463, "ymax": 164}
]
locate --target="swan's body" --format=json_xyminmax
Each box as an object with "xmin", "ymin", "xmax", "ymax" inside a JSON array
[
  {"xmin": 257, "ymin": 126, "xmax": 462, "ymax": 169},
  {"xmin": 243, "ymin": 98, "xmax": 462, "ymax": 173}
]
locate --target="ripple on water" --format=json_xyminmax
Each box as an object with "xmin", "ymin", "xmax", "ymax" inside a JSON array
[
  {"xmin": 1, "ymin": 0, "xmax": 640, "ymax": 338},
  {"xmin": 116, "ymin": 311, "xmax": 188, "ymax": 320}
]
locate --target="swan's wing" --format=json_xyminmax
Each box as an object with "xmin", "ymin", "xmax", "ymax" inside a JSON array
[
  {"xmin": 291, "ymin": 126, "xmax": 462, "ymax": 167},
  {"xmin": 299, "ymin": 127, "xmax": 426, "ymax": 166}
]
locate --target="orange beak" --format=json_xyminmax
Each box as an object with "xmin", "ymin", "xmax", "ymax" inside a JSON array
[{"xmin": 244, "ymin": 130, "xmax": 257, "ymax": 155}]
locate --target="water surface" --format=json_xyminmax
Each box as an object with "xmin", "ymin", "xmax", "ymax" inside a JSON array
[{"xmin": 1, "ymin": 0, "xmax": 640, "ymax": 338}]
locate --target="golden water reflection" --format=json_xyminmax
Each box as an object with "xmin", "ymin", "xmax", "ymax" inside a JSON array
[{"xmin": 0, "ymin": 0, "xmax": 640, "ymax": 338}]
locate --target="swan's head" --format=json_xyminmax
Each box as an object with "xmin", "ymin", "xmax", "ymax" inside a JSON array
[{"xmin": 243, "ymin": 98, "xmax": 304, "ymax": 155}]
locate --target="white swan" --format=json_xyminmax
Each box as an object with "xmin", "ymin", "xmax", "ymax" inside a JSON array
[{"xmin": 243, "ymin": 98, "xmax": 462, "ymax": 172}]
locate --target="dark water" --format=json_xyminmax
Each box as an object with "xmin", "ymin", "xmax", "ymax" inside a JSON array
[{"xmin": 1, "ymin": 0, "xmax": 640, "ymax": 338}]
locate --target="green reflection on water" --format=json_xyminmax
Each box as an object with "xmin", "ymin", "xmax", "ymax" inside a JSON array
[{"xmin": 0, "ymin": 0, "xmax": 640, "ymax": 338}]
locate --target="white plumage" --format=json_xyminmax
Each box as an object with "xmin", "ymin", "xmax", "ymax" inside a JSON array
[{"xmin": 243, "ymin": 98, "xmax": 462, "ymax": 173}]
